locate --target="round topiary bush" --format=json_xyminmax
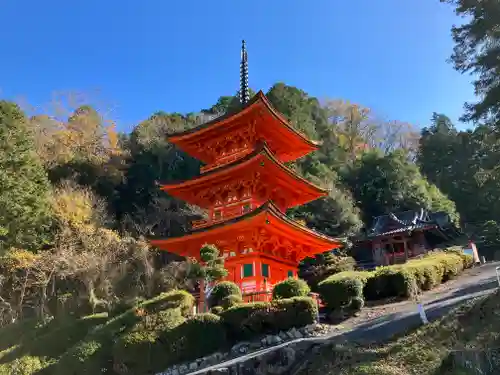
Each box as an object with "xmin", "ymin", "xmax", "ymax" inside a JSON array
[
  {"xmin": 208, "ymin": 281, "xmax": 242, "ymax": 308},
  {"xmin": 272, "ymin": 277, "xmax": 310, "ymax": 300},
  {"xmin": 317, "ymin": 273, "xmax": 365, "ymax": 311}
]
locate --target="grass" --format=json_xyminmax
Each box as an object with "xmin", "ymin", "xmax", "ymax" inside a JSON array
[{"xmin": 299, "ymin": 289, "xmax": 500, "ymax": 375}]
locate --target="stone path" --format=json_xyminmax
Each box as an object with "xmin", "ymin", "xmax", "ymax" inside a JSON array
[{"xmin": 180, "ymin": 262, "xmax": 500, "ymax": 375}]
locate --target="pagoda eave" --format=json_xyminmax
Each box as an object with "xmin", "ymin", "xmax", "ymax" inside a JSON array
[
  {"xmin": 167, "ymin": 91, "xmax": 319, "ymax": 165},
  {"xmin": 150, "ymin": 202, "xmax": 341, "ymax": 262},
  {"xmin": 159, "ymin": 143, "xmax": 327, "ymax": 209}
]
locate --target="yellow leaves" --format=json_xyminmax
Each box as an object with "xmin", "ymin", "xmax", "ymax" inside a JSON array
[
  {"xmin": 105, "ymin": 121, "xmax": 121, "ymax": 156},
  {"xmin": 52, "ymin": 183, "xmax": 95, "ymax": 228},
  {"xmin": 0, "ymin": 248, "xmax": 39, "ymax": 271}
]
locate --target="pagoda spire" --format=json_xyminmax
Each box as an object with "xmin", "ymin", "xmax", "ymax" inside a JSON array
[{"xmin": 239, "ymin": 40, "xmax": 250, "ymax": 105}]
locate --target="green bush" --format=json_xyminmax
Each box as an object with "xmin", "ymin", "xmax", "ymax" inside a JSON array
[
  {"xmin": 112, "ymin": 311, "xmax": 224, "ymax": 374},
  {"xmin": 272, "ymin": 277, "xmax": 310, "ymax": 300},
  {"xmin": 349, "ymin": 296, "xmax": 365, "ymax": 312},
  {"xmin": 220, "ymin": 297, "xmax": 317, "ymax": 341},
  {"xmin": 426, "ymin": 252, "xmax": 464, "ymax": 282},
  {"xmin": 210, "ymin": 306, "xmax": 224, "ymax": 315},
  {"xmin": 2, "ymin": 355, "xmax": 46, "ymax": 375},
  {"xmin": 299, "ymin": 256, "xmax": 356, "ymax": 290},
  {"xmin": 220, "ymin": 302, "xmax": 270, "ymax": 340},
  {"xmin": 364, "ymin": 252, "xmax": 470, "ymax": 301},
  {"xmin": 162, "ymin": 313, "xmax": 229, "ymax": 365},
  {"xmin": 404, "ymin": 260, "xmax": 442, "ymax": 291},
  {"xmin": 109, "ymin": 297, "xmax": 145, "ymax": 318},
  {"xmin": 271, "ymin": 297, "xmax": 318, "ymax": 331},
  {"xmin": 220, "ymin": 294, "xmax": 243, "ymax": 310},
  {"xmin": 461, "ymin": 253, "xmax": 474, "ymax": 269},
  {"xmin": 208, "ymin": 281, "xmax": 242, "ymax": 308},
  {"xmin": 142, "ymin": 290, "xmax": 195, "ymax": 316},
  {"xmin": 317, "ymin": 271, "xmax": 368, "ymax": 311},
  {"xmin": 365, "ymin": 266, "xmax": 418, "ymax": 300}
]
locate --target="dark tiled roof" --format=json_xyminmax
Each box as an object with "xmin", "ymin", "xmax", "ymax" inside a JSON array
[{"xmin": 367, "ymin": 208, "xmax": 453, "ymax": 238}]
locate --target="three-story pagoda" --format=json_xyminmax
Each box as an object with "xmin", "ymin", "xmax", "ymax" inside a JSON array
[{"xmin": 151, "ymin": 41, "xmax": 342, "ymax": 294}]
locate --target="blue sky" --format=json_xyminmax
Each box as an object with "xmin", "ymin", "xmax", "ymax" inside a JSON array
[{"xmin": 0, "ymin": 0, "xmax": 474, "ymax": 132}]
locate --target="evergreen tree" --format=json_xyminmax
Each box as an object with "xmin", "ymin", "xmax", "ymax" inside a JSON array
[
  {"xmin": 442, "ymin": 0, "xmax": 500, "ymax": 126},
  {"xmin": 0, "ymin": 101, "xmax": 53, "ymax": 252},
  {"xmin": 343, "ymin": 149, "xmax": 459, "ymax": 225}
]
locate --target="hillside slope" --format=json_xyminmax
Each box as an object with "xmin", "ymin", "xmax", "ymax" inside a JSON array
[{"xmin": 300, "ymin": 289, "xmax": 500, "ymax": 375}]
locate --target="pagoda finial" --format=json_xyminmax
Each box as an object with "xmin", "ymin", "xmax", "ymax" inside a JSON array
[{"xmin": 240, "ymin": 40, "xmax": 250, "ymax": 105}]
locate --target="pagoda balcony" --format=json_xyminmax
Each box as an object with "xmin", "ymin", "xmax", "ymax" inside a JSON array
[
  {"xmin": 191, "ymin": 204, "xmax": 253, "ymax": 229},
  {"xmin": 200, "ymin": 148, "xmax": 252, "ymax": 174}
]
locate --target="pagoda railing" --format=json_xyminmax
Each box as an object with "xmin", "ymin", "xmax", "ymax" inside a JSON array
[
  {"xmin": 191, "ymin": 204, "xmax": 251, "ymax": 229},
  {"xmin": 200, "ymin": 148, "xmax": 252, "ymax": 173}
]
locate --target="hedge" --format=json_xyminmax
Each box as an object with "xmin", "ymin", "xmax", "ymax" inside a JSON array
[
  {"xmin": 364, "ymin": 266, "xmax": 417, "ymax": 300},
  {"xmin": 365, "ymin": 252, "xmax": 471, "ymax": 300},
  {"xmin": 318, "ymin": 251, "xmax": 474, "ymax": 308},
  {"xmin": 142, "ymin": 290, "xmax": 195, "ymax": 316},
  {"xmin": 162, "ymin": 313, "xmax": 229, "ymax": 363},
  {"xmin": 112, "ymin": 313, "xmax": 227, "ymax": 374},
  {"xmin": 272, "ymin": 277, "xmax": 310, "ymax": 300},
  {"xmin": 220, "ymin": 296, "xmax": 317, "ymax": 341},
  {"xmin": 317, "ymin": 271, "xmax": 371, "ymax": 312}
]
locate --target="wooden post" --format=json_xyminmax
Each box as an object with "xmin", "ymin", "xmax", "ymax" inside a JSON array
[{"xmin": 199, "ymin": 279, "xmax": 206, "ymax": 313}]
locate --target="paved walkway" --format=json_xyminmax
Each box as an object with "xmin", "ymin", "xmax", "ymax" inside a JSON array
[{"xmin": 185, "ymin": 262, "xmax": 500, "ymax": 375}]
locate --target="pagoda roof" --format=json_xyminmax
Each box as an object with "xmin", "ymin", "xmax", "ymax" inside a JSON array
[
  {"xmin": 160, "ymin": 143, "xmax": 327, "ymax": 209},
  {"xmin": 361, "ymin": 208, "xmax": 461, "ymax": 240},
  {"xmin": 168, "ymin": 91, "xmax": 320, "ymax": 164},
  {"xmin": 149, "ymin": 201, "xmax": 341, "ymax": 261}
]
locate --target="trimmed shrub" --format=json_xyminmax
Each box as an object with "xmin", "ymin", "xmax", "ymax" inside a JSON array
[
  {"xmin": 299, "ymin": 256, "xmax": 356, "ymax": 290},
  {"xmin": 271, "ymin": 297, "xmax": 318, "ymax": 331},
  {"xmin": 220, "ymin": 302, "xmax": 270, "ymax": 340},
  {"xmin": 109, "ymin": 297, "xmax": 145, "ymax": 318},
  {"xmin": 426, "ymin": 252, "xmax": 464, "ymax": 281},
  {"xmin": 349, "ymin": 296, "xmax": 365, "ymax": 312},
  {"xmin": 162, "ymin": 313, "xmax": 229, "ymax": 363},
  {"xmin": 220, "ymin": 297, "xmax": 317, "ymax": 341},
  {"xmin": 113, "ymin": 313, "xmax": 227, "ymax": 374},
  {"xmin": 365, "ymin": 266, "xmax": 418, "ymax": 300},
  {"xmin": 210, "ymin": 306, "xmax": 224, "ymax": 315},
  {"xmin": 404, "ymin": 260, "xmax": 442, "ymax": 291},
  {"xmin": 220, "ymin": 294, "xmax": 243, "ymax": 310},
  {"xmin": 317, "ymin": 271, "xmax": 368, "ymax": 311},
  {"xmin": 208, "ymin": 281, "xmax": 242, "ymax": 308},
  {"xmin": 272, "ymin": 277, "xmax": 310, "ymax": 300},
  {"xmin": 461, "ymin": 253, "xmax": 474, "ymax": 269},
  {"xmin": 142, "ymin": 290, "xmax": 195, "ymax": 316},
  {"xmin": 364, "ymin": 251, "xmax": 470, "ymax": 301}
]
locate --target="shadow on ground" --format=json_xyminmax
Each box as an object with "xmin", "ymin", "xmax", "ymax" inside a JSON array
[{"xmin": 339, "ymin": 278, "xmax": 498, "ymax": 344}]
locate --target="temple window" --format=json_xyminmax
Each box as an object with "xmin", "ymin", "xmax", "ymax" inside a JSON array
[
  {"xmin": 242, "ymin": 203, "xmax": 251, "ymax": 213},
  {"xmin": 214, "ymin": 210, "xmax": 222, "ymax": 220},
  {"xmin": 262, "ymin": 263, "xmax": 270, "ymax": 277},
  {"xmin": 242, "ymin": 264, "xmax": 254, "ymax": 278},
  {"xmin": 287, "ymin": 270, "xmax": 294, "ymax": 278}
]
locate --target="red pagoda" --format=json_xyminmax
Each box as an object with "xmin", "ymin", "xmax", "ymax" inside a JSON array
[{"xmin": 150, "ymin": 41, "xmax": 342, "ymax": 296}]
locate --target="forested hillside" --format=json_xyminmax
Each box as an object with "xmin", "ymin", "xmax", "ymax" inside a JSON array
[{"xmin": 2, "ymin": 75, "xmax": 500, "ymax": 323}]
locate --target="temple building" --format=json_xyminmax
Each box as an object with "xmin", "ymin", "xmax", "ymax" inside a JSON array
[
  {"xmin": 150, "ymin": 41, "xmax": 342, "ymax": 295},
  {"xmin": 351, "ymin": 208, "xmax": 464, "ymax": 268}
]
